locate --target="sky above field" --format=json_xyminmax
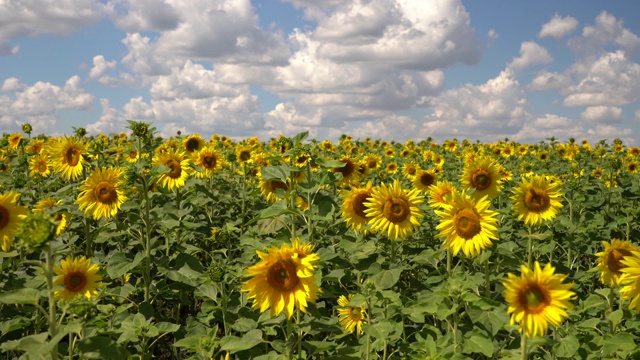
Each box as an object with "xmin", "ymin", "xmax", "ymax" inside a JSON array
[{"xmin": 1, "ymin": 0, "xmax": 640, "ymax": 144}]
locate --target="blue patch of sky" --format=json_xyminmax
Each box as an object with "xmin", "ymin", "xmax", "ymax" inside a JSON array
[{"xmin": 252, "ymin": 0, "xmax": 315, "ymax": 34}]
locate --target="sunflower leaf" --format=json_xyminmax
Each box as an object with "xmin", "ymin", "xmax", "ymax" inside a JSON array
[
  {"xmin": 372, "ymin": 268, "xmax": 402, "ymax": 290},
  {"xmin": 462, "ymin": 330, "xmax": 494, "ymax": 357},
  {"xmin": 0, "ymin": 288, "xmax": 40, "ymax": 305}
]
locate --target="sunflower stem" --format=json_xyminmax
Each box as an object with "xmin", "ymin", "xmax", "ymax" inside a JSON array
[
  {"xmin": 521, "ymin": 333, "xmax": 528, "ymax": 360},
  {"xmin": 240, "ymin": 162, "xmax": 247, "ymax": 236},
  {"xmin": 84, "ymin": 217, "xmax": 92, "ymax": 258},
  {"xmin": 296, "ymin": 309, "xmax": 302, "ymax": 359},
  {"xmin": 45, "ymin": 243, "xmax": 59, "ymax": 360},
  {"xmin": 446, "ymin": 250, "xmax": 452, "ymax": 277},
  {"xmin": 484, "ymin": 255, "xmax": 491, "ymax": 298},
  {"xmin": 527, "ymin": 227, "xmax": 534, "ymax": 268},
  {"xmin": 140, "ymin": 175, "xmax": 152, "ymax": 303}
]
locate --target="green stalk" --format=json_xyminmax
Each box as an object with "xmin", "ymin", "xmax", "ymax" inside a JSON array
[
  {"xmin": 240, "ymin": 162, "xmax": 247, "ymax": 236},
  {"xmin": 140, "ymin": 175, "xmax": 152, "ymax": 303},
  {"xmin": 45, "ymin": 244, "xmax": 59, "ymax": 360},
  {"xmin": 521, "ymin": 333, "xmax": 528, "ymax": 360},
  {"xmin": 527, "ymin": 227, "xmax": 534, "ymax": 268},
  {"xmin": 446, "ymin": 250, "xmax": 452, "ymax": 277},
  {"xmin": 484, "ymin": 256, "xmax": 491, "ymax": 298}
]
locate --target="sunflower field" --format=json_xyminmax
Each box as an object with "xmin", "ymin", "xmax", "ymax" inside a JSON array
[{"xmin": 2, "ymin": 122, "xmax": 640, "ymax": 359}]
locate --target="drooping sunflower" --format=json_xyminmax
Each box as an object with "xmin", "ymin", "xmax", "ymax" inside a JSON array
[
  {"xmin": 292, "ymin": 150, "xmax": 312, "ymax": 168},
  {"xmin": 0, "ymin": 191, "xmax": 28, "ymax": 252},
  {"xmin": 503, "ymin": 262, "xmax": 576, "ymax": 338},
  {"xmin": 53, "ymin": 255, "xmax": 103, "ymax": 301},
  {"xmin": 241, "ymin": 240, "xmax": 321, "ymax": 319},
  {"xmin": 340, "ymin": 181, "xmax": 373, "ymax": 233},
  {"xmin": 460, "ymin": 156, "xmax": 503, "ymax": 199},
  {"xmin": 29, "ymin": 155, "xmax": 51, "ymax": 178},
  {"xmin": 364, "ymin": 180, "xmax": 424, "ymax": 240},
  {"xmin": 75, "ymin": 167, "xmax": 129, "ymax": 220},
  {"xmin": 258, "ymin": 171, "xmax": 290, "ymax": 203},
  {"xmin": 511, "ymin": 175, "xmax": 563, "ymax": 226},
  {"xmin": 182, "ymin": 134, "xmax": 205, "ymax": 153},
  {"xmin": 8, "ymin": 133, "xmax": 22, "ymax": 149},
  {"xmin": 50, "ymin": 136, "xmax": 87, "ymax": 181},
  {"xmin": 331, "ymin": 156, "xmax": 360, "ymax": 186},
  {"xmin": 192, "ymin": 146, "xmax": 224, "ymax": 178},
  {"xmin": 152, "ymin": 148, "xmax": 192, "ymax": 190},
  {"xmin": 337, "ymin": 294, "xmax": 366, "ymax": 336},
  {"xmin": 595, "ymin": 239, "xmax": 638, "ymax": 287},
  {"xmin": 33, "ymin": 197, "xmax": 70, "ymax": 236},
  {"xmin": 413, "ymin": 169, "xmax": 438, "ymax": 193},
  {"xmin": 435, "ymin": 192, "xmax": 499, "ymax": 258},
  {"xmin": 428, "ymin": 180, "xmax": 457, "ymax": 209},
  {"xmin": 620, "ymin": 251, "xmax": 640, "ymax": 312}
]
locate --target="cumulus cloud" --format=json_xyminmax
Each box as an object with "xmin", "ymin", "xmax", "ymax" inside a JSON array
[
  {"xmin": 149, "ymin": 60, "xmax": 242, "ymax": 100},
  {"xmin": 568, "ymin": 11, "xmax": 640, "ymax": 56},
  {"xmin": 87, "ymin": 99, "xmax": 124, "ymax": 135},
  {"xmin": 580, "ymin": 106, "xmax": 623, "ymax": 123},
  {"xmin": 527, "ymin": 70, "xmax": 572, "ymax": 91},
  {"xmin": 563, "ymin": 51, "xmax": 640, "ymax": 106},
  {"xmin": 538, "ymin": 14, "xmax": 578, "ymax": 39},
  {"xmin": 0, "ymin": 0, "xmax": 110, "ymax": 56},
  {"xmin": 487, "ymin": 29, "xmax": 498, "ymax": 40},
  {"xmin": 511, "ymin": 114, "xmax": 584, "ymax": 143},
  {"xmin": 507, "ymin": 41, "xmax": 553, "ymax": 71},
  {"xmin": 88, "ymin": 55, "xmax": 120, "ymax": 86},
  {"xmin": 113, "ymin": 0, "xmax": 181, "ymax": 32}
]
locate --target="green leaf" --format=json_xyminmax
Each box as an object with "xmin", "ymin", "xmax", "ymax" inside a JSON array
[
  {"xmin": 156, "ymin": 322, "xmax": 180, "ymax": 333},
  {"xmin": 601, "ymin": 333, "xmax": 636, "ymax": 355},
  {"xmin": 553, "ymin": 334, "xmax": 579, "ymax": 358},
  {"xmin": 220, "ymin": 329, "xmax": 263, "ymax": 353},
  {"xmin": 231, "ymin": 318, "xmax": 257, "ymax": 332},
  {"xmin": 260, "ymin": 165, "xmax": 291, "ymax": 182},
  {"xmin": 576, "ymin": 317, "xmax": 601, "ymax": 331},
  {"xmin": 606, "ymin": 309, "xmax": 624, "ymax": 327},
  {"xmin": 291, "ymin": 131, "xmax": 309, "ymax": 145},
  {"xmin": 0, "ymin": 288, "xmax": 40, "ymax": 304},
  {"xmin": 76, "ymin": 336, "xmax": 130, "ymax": 359},
  {"xmin": 0, "ymin": 332, "xmax": 48, "ymax": 351},
  {"xmin": 372, "ymin": 268, "xmax": 402, "ymax": 290},
  {"xmin": 107, "ymin": 252, "xmax": 144, "ymax": 279},
  {"xmin": 462, "ymin": 330, "xmax": 494, "ymax": 357}
]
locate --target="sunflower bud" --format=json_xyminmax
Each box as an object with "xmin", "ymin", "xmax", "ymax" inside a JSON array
[
  {"xmin": 207, "ymin": 262, "xmax": 225, "ymax": 282},
  {"xmin": 73, "ymin": 127, "xmax": 87, "ymax": 138},
  {"xmin": 18, "ymin": 213, "xmax": 56, "ymax": 251},
  {"xmin": 21, "ymin": 123, "xmax": 32, "ymax": 135}
]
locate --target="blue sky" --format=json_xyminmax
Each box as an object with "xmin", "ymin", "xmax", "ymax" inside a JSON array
[{"xmin": 1, "ymin": 0, "xmax": 639, "ymax": 144}]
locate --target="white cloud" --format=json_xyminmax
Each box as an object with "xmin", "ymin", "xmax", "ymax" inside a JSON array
[
  {"xmin": 527, "ymin": 70, "xmax": 572, "ymax": 91},
  {"xmin": 511, "ymin": 114, "xmax": 584, "ymax": 143},
  {"xmin": 113, "ymin": 0, "xmax": 181, "ymax": 32},
  {"xmin": 586, "ymin": 124, "xmax": 634, "ymax": 144},
  {"xmin": 88, "ymin": 55, "xmax": 119, "ymax": 86},
  {"xmin": 507, "ymin": 41, "xmax": 553, "ymax": 71},
  {"xmin": 87, "ymin": 99, "xmax": 124, "ymax": 135},
  {"xmin": 419, "ymin": 69, "xmax": 528, "ymax": 141},
  {"xmin": 580, "ymin": 106, "xmax": 623, "ymax": 123},
  {"xmin": 563, "ymin": 51, "xmax": 640, "ymax": 106},
  {"xmin": 538, "ymin": 14, "xmax": 578, "ymax": 39},
  {"xmin": 568, "ymin": 11, "xmax": 640, "ymax": 56},
  {"xmin": 0, "ymin": 0, "xmax": 110, "ymax": 56},
  {"xmin": 2, "ymin": 77, "xmax": 27, "ymax": 92},
  {"xmin": 487, "ymin": 29, "xmax": 498, "ymax": 40},
  {"xmin": 149, "ymin": 60, "xmax": 242, "ymax": 100}
]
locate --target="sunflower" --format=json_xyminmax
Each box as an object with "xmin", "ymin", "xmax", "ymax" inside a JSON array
[
  {"xmin": 29, "ymin": 155, "xmax": 51, "ymax": 178},
  {"xmin": 8, "ymin": 133, "xmax": 22, "ymax": 149},
  {"xmin": 503, "ymin": 262, "xmax": 576, "ymax": 338},
  {"xmin": 75, "ymin": 167, "xmax": 129, "ymax": 220},
  {"xmin": 364, "ymin": 180, "xmax": 424, "ymax": 240},
  {"xmin": 50, "ymin": 136, "xmax": 87, "ymax": 181},
  {"xmin": 337, "ymin": 294, "xmax": 366, "ymax": 335},
  {"xmin": 182, "ymin": 134, "xmax": 205, "ymax": 153},
  {"xmin": 538, "ymin": 151, "xmax": 549, "ymax": 162},
  {"xmin": 591, "ymin": 167, "xmax": 605, "ymax": 179},
  {"xmin": 259, "ymin": 171, "xmax": 290, "ymax": 203},
  {"xmin": 192, "ymin": 146, "xmax": 224, "ymax": 178},
  {"xmin": 331, "ymin": 156, "xmax": 359, "ymax": 186},
  {"xmin": 413, "ymin": 169, "xmax": 438, "ymax": 193},
  {"xmin": 511, "ymin": 175, "xmax": 563, "ymax": 226},
  {"xmin": 53, "ymin": 255, "xmax": 103, "ymax": 301},
  {"xmin": 435, "ymin": 192, "xmax": 498, "ymax": 257},
  {"xmin": 402, "ymin": 162, "xmax": 419, "ymax": 180},
  {"xmin": 33, "ymin": 197, "xmax": 70, "ymax": 236},
  {"xmin": 241, "ymin": 240, "xmax": 321, "ymax": 319},
  {"xmin": 461, "ymin": 156, "xmax": 503, "ymax": 199},
  {"xmin": 152, "ymin": 148, "xmax": 191, "ymax": 190},
  {"xmin": 595, "ymin": 239, "xmax": 638, "ymax": 287},
  {"xmin": 293, "ymin": 150, "xmax": 311, "ymax": 168},
  {"xmin": 385, "ymin": 161, "xmax": 399, "ymax": 174},
  {"xmin": 428, "ymin": 180, "xmax": 457, "ymax": 209},
  {"xmin": 0, "ymin": 191, "xmax": 28, "ymax": 252},
  {"xmin": 340, "ymin": 181, "xmax": 373, "ymax": 233},
  {"xmin": 26, "ymin": 139, "xmax": 45, "ymax": 154},
  {"xmin": 364, "ymin": 154, "xmax": 382, "ymax": 170},
  {"xmin": 236, "ymin": 146, "xmax": 253, "ymax": 164},
  {"xmin": 620, "ymin": 251, "xmax": 640, "ymax": 312},
  {"xmin": 625, "ymin": 160, "xmax": 639, "ymax": 174},
  {"xmin": 123, "ymin": 148, "xmax": 140, "ymax": 163}
]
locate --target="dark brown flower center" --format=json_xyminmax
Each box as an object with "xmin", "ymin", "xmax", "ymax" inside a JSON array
[
  {"xmin": 269, "ymin": 180, "xmax": 288, "ymax": 192},
  {"xmin": 64, "ymin": 271, "xmax": 87, "ymax": 292},
  {"xmin": 296, "ymin": 155, "xmax": 309, "ymax": 165},
  {"xmin": 167, "ymin": 160, "xmax": 182, "ymax": 179},
  {"xmin": 352, "ymin": 192, "xmax": 371, "ymax": 219},
  {"xmin": 524, "ymin": 188, "xmax": 550, "ymax": 212},
  {"xmin": 0, "ymin": 205, "xmax": 9, "ymax": 230},
  {"xmin": 94, "ymin": 181, "xmax": 118, "ymax": 204},
  {"xmin": 607, "ymin": 247, "xmax": 633, "ymax": 274},
  {"xmin": 239, "ymin": 150, "xmax": 251, "ymax": 162},
  {"xmin": 185, "ymin": 138, "xmax": 201, "ymax": 152},
  {"xmin": 406, "ymin": 166, "xmax": 417, "ymax": 176},
  {"xmin": 267, "ymin": 259, "xmax": 299, "ymax": 292},
  {"xmin": 65, "ymin": 147, "xmax": 81, "ymax": 166},
  {"xmin": 383, "ymin": 197, "xmax": 409, "ymax": 223},
  {"xmin": 453, "ymin": 208, "xmax": 481, "ymax": 239},
  {"xmin": 471, "ymin": 170, "xmax": 491, "ymax": 191},
  {"xmin": 367, "ymin": 159, "xmax": 378, "ymax": 169},
  {"xmin": 419, "ymin": 173, "xmax": 435, "ymax": 188},
  {"xmin": 202, "ymin": 155, "xmax": 217, "ymax": 169}
]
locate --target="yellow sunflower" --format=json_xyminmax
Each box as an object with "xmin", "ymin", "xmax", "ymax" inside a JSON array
[
  {"xmin": 364, "ymin": 180, "xmax": 424, "ymax": 240},
  {"xmin": 26, "ymin": 139, "xmax": 45, "ymax": 154},
  {"xmin": 152, "ymin": 148, "xmax": 192, "ymax": 190},
  {"xmin": 511, "ymin": 175, "xmax": 563, "ymax": 226},
  {"xmin": 402, "ymin": 162, "xmax": 419, "ymax": 180},
  {"xmin": 236, "ymin": 146, "xmax": 253, "ymax": 164},
  {"xmin": 8, "ymin": 133, "xmax": 22, "ymax": 149},
  {"xmin": 337, "ymin": 294, "xmax": 366, "ymax": 335},
  {"xmin": 241, "ymin": 240, "xmax": 321, "ymax": 319},
  {"xmin": 385, "ymin": 161, "xmax": 399, "ymax": 174},
  {"xmin": 50, "ymin": 136, "xmax": 87, "ymax": 181},
  {"xmin": 192, "ymin": 146, "xmax": 224, "ymax": 178},
  {"xmin": 596, "ymin": 239, "xmax": 638, "ymax": 287},
  {"xmin": 428, "ymin": 180, "xmax": 457, "ymax": 209},
  {"xmin": 620, "ymin": 251, "xmax": 640, "ymax": 312},
  {"xmin": 331, "ymin": 156, "xmax": 360, "ymax": 186},
  {"xmin": 625, "ymin": 160, "xmax": 639, "ymax": 174},
  {"xmin": 0, "ymin": 191, "xmax": 28, "ymax": 252},
  {"xmin": 75, "ymin": 167, "xmax": 129, "ymax": 220},
  {"xmin": 413, "ymin": 169, "xmax": 438, "ymax": 193},
  {"xmin": 460, "ymin": 156, "xmax": 503, "ymax": 199},
  {"xmin": 53, "ymin": 255, "xmax": 103, "ymax": 301},
  {"xmin": 33, "ymin": 197, "xmax": 70, "ymax": 236},
  {"xmin": 503, "ymin": 262, "xmax": 576, "ymax": 338},
  {"xmin": 363, "ymin": 154, "xmax": 382, "ymax": 171},
  {"xmin": 258, "ymin": 171, "xmax": 290, "ymax": 203},
  {"xmin": 182, "ymin": 134, "xmax": 205, "ymax": 153},
  {"xmin": 29, "ymin": 155, "xmax": 51, "ymax": 178},
  {"xmin": 435, "ymin": 192, "xmax": 499, "ymax": 258},
  {"xmin": 340, "ymin": 181, "xmax": 373, "ymax": 233}
]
